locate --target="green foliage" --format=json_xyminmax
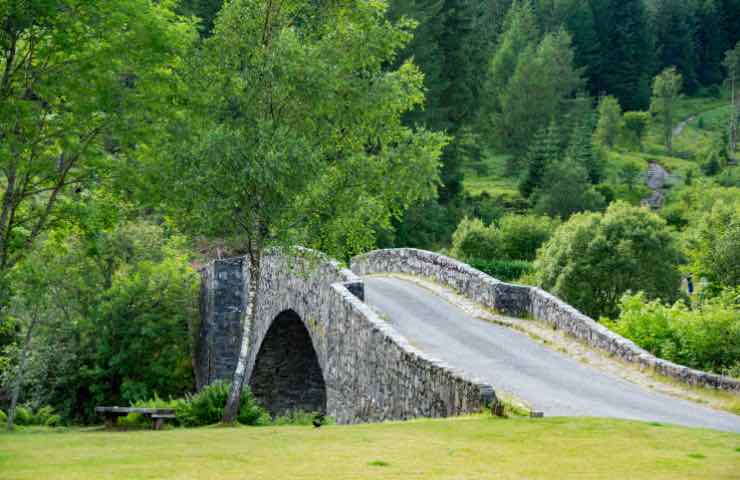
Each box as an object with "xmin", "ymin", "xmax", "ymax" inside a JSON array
[
  {"xmin": 272, "ymin": 410, "xmax": 334, "ymax": 426},
  {"xmin": 653, "ymin": 1, "xmax": 697, "ymax": 92},
  {"xmin": 177, "ymin": 381, "xmax": 269, "ymax": 427},
  {"xmin": 0, "ymin": 0, "xmax": 197, "ymax": 307},
  {"xmin": 622, "ymin": 112, "xmax": 651, "ymax": 150},
  {"xmin": 594, "ymin": 96, "xmax": 622, "ymax": 148},
  {"xmin": 590, "ymin": 0, "xmax": 653, "ymax": 110},
  {"xmin": 606, "ymin": 290, "xmax": 740, "ymax": 375},
  {"xmin": 519, "ymin": 122, "xmax": 562, "ymax": 198},
  {"xmin": 451, "ymin": 214, "xmax": 558, "ymax": 263},
  {"xmin": 2, "ymin": 214, "xmax": 199, "ymax": 423},
  {"xmin": 468, "ymin": 259, "xmax": 534, "ymax": 282},
  {"xmin": 159, "ymin": 0, "xmax": 447, "ymax": 264},
  {"xmin": 450, "ymin": 218, "xmax": 498, "ymax": 261},
  {"xmin": 683, "ymin": 200, "xmax": 740, "ymax": 290},
  {"xmin": 0, "ymin": 409, "xmax": 6, "ymax": 425},
  {"xmin": 534, "ymin": 157, "xmax": 606, "ymax": 219},
  {"xmin": 618, "ymin": 162, "xmax": 643, "ymax": 191},
  {"xmin": 651, "ymin": 67, "xmax": 683, "ymax": 152},
  {"xmin": 536, "ymin": 202, "xmax": 682, "ymax": 318}
]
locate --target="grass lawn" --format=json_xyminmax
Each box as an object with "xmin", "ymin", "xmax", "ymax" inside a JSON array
[{"xmin": 1, "ymin": 416, "xmax": 739, "ymax": 479}]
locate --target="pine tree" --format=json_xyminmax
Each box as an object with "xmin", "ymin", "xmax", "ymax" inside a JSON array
[
  {"xmin": 590, "ymin": 0, "xmax": 653, "ymax": 110},
  {"xmin": 653, "ymin": 0, "xmax": 698, "ymax": 93},
  {"xmin": 594, "ymin": 95, "xmax": 622, "ymax": 148},
  {"xmin": 519, "ymin": 122, "xmax": 562, "ymax": 198},
  {"xmin": 724, "ymin": 41, "xmax": 740, "ymax": 152},
  {"xmin": 696, "ymin": 0, "xmax": 725, "ymax": 86},
  {"xmin": 568, "ymin": 116, "xmax": 602, "ymax": 184}
]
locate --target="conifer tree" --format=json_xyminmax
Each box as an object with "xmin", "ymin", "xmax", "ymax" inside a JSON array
[
  {"xmin": 590, "ymin": 0, "xmax": 653, "ymax": 110},
  {"xmin": 653, "ymin": 0, "xmax": 698, "ymax": 93},
  {"xmin": 594, "ymin": 95, "xmax": 622, "ymax": 148},
  {"xmin": 696, "ymin": 0, "xmax": 725, "ymax": 86},
  {"xmin": 519, "ymin": 122, "xmax": 562, "ymax": 198}
]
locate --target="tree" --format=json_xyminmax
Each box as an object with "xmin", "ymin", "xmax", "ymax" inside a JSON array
[
  {"xmin": 159, "ymin": 0, "xmax": 447, "ymax": 422},
  {"xmin": 483, "ymin": 26, "xmax": 583, "ymax": 157},
  {"xmin": 619, "ymin": 162, "xmax": 643, "ymax": 192},
  {"xmin": 696, "ymin": 0, "xmax": 725, "ymax": 86},
  {"xmin": 480, "ymin": 0, "xmax": 539, "ymax": 157},
  {"xmin": 650, "ymin": 67, "xmax": 683, "ymax": 153},
  {"xmin": 653, "ymin": 0, "xmax": 698, "ymax": 93},
  {"xmin": 519, "ymin": 122, "xmax": 562, "ymax": 198},
  {"xmin": 0, "ymin": 0, "xmax": 195, "ymax": 309},
  {"xmin": 594, "ymin": 95, "xmax": 622, "ymax": 148},
  {"xmin": 567, "ymin": 115, "xmax": 602, "ymax": 184},
  {"xmin": 534, "ymin": 157, "xmax": 605, "ymax": 219},
  {"xmin": 535, "ymin": 202, "xmax": 682, "ymax": 319},
  {"xmin": 590, "ymin": 0, "xmax": 653, "ymax": 110},
  {"xmin": 725, "ymin": 41, "xmax": 740, "ymax": 152},
  {"xmin": 622, "ymin": 111, "xmax": 650, "ymax": 150},
  {"xmin": 685, "ymin": 201, "xmax": 740, "ymax": 290}
]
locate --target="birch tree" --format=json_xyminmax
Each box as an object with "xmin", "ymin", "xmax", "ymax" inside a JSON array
[
  {"xmin": 160, "ymin": 0, "xmax": 447, "ymax": 422},
  {"xmin": 650, "ymin": 67, "xmax": 683, "ymax": 153}
]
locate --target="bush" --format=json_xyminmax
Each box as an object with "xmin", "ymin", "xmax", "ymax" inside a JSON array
[
  {"xmin": 606, "ymin": 290, "xmax": 740, "ymax": 375},
  {"xmin": 468, "ymin": 259, "xmax": 534, "ymax": 282},
  {"xmin": 14, "ymin": 406, "xmax": 33, "ymax": 426},
  {"xmin": 451, "ymin": 214, "xmax": 558, "ymax": 263},
  {"xmin": 536, "ymin": 202, "xmax": 682, "ymax": 318},
  {"xmin": 0, "ymin": 409, "xmax": 6, "ymax": 425},
  {"xmin": 450, "ymin": 218, "xmax": 498, "ymax": 261},
  {"xmin": 684, "ymin": 201, "xmax": 740, "ymax": 291},
  {"xmin": 496, "ymin": 215, "xmax": 559, "ymax": 261},
  {"xmin": 178, "ymin": 381, "xmax": 269, "ymax": 427},
  {"xmin": 272, "ymin": 410, "xmax": 334, "ymax": 426}
]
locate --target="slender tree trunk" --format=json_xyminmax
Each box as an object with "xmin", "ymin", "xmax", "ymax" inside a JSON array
[
  {"xmin": 222, "ymin": 251, "xmax": 261, "ymax": 423},
  {"xmin": 7, "ymin": 314, "xmax": 38, "ymax": 431}
]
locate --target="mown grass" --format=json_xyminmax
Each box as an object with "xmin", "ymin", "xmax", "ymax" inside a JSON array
[{"xmin": 1, "ymin": 416, "xmax": 738, "ymax": 479}]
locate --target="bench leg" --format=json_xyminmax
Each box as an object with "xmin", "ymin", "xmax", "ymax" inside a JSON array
[
  {"xmin": 153, "ymin": 418, "xmax": 164, "ymax": 430},
  {"xmin": 105, "ymin": 415, "xmax": 118, "ymax": 429}
]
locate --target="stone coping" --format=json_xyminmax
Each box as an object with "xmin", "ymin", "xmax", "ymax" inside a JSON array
[{"xmin": 351, "ymin": 248, "xmax": 740, "ymax": 392}]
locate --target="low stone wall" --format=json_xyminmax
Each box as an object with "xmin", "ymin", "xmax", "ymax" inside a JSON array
[
  {"xmin": 197, "ymin": 248, "xmax": 495, "ymax": 423},
  {"xmin": 351, "ymin": 248, "xmax": 740, "ymax": 392}
]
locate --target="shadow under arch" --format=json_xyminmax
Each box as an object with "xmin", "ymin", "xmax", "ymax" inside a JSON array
[{"xmin": 249, "ymin": 309, "xmax": 327, "ymax": 417}]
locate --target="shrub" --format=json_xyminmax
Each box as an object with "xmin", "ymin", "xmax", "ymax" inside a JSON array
[
  {"xmin": 272, "ymin": 410, "xmax": 334, "ymax": 426},
  {"xmin": 450, "ymin": 218, "xmax": 498, "ymax": 261},
  {"xmin": 0, "ymin": 409, "xmax": 6, "ymax": 425},
  {"xmin": 684, "ymin": 201, "xmax": 740, "ymax": 291},
  {"xmin": 14, "ymin": 406, "xmax": 33, "ymax": 426},
  {"xmin": 469, "ymin": 259, "xmax": 534, "ymax": 282},
  {"xmin": 178, "ymin": 381, "xmax": 269, "ymax": 427},
  {"xmin": 496, "ymin": 215, "xmax": 559, "ymax": 261},
  {"xmin": 536, "ymin": 202, "xmax": 682, "ymax": 318},
  {"xmin": 451, "ymin": 214, "xmax": 557, "ymax": 263},
  {"xmin": 606, "ymin": 290, "xmax": 740, "ymax": 375}
]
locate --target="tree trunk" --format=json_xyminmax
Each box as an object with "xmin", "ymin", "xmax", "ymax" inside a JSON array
[
  {"xmin": 7, "ymin": 314, "xmax": 38, "ymax": 431},
  {"xmin": 222, "ymin": 251, "xmax": 261, "ymax": 423}
]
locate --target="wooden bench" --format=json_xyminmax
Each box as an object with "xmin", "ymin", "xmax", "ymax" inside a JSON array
[{"xmin": 95, "ymin": 407, "xmax": 176, "ymax": 430}]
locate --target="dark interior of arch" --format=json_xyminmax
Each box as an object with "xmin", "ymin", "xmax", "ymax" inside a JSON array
[{"xmin": 249, "ymin": 310, "xmax": 327, "ymax": 417}]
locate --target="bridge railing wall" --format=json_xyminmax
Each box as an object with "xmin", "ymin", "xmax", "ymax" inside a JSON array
[
  {"xmin": 326, "ymin": 283, "xmax": 494, "ymax": 423},
  {"xmin": 351, "ymin": 248, "xmax": 740, "ymax": 392}
]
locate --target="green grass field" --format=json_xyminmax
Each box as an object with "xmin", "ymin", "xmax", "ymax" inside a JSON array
[{"xmin": 1, "ymin": 416, "xmax": 739, "ymax": 479}]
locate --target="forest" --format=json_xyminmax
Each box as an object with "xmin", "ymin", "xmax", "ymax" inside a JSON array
[{"xmin": 0, "ymin": 0, "xmax": 739, "ymax": 428}]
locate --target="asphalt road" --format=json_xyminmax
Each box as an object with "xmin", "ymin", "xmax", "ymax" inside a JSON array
[{"xmin": 364, "ymin": 275, "xmax": 740, "ymax": 432}]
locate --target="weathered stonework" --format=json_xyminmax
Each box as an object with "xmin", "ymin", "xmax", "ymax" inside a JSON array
[
  {"xmin": 197, "ymin": 249, "xmax": 495, "ymax": 423},
  {"xmin": 351, "ymin": 248, "xmax": 740, "ymax": 392}
]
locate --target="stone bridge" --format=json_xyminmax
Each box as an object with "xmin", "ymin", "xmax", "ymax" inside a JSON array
[{"xmin": 195, "ymin": 248, "xmax": 740, "ymax": 426}]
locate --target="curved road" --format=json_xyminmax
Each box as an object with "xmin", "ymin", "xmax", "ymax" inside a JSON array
[{"xmin": 364, "ymin": 276, "xmax": 740, "ymax": 432}]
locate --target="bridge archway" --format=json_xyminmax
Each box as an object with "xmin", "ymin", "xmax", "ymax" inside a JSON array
[{"xmin": 248, "ymin": 309, "xmax": 327, "ymax": 417}]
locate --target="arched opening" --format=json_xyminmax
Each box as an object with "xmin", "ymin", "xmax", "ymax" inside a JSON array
[{"xmin": 249, "ymin": 310, "xmax": 327, "ymax": 417}]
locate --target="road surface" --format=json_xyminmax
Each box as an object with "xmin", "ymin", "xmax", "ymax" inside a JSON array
[{"xmin": 364, "ymin": 275, "xmax": 740, "ymax": 432}]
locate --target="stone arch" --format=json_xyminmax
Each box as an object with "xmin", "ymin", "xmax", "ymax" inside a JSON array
[{"xmin": 248, "ymin": 309, "xmax": 327, "ymax": 417}]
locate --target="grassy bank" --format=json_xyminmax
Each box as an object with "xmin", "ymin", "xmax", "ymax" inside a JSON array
[{"xmin": 1, "ymin": 416, "xmax": 738, "ymax": 479}]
